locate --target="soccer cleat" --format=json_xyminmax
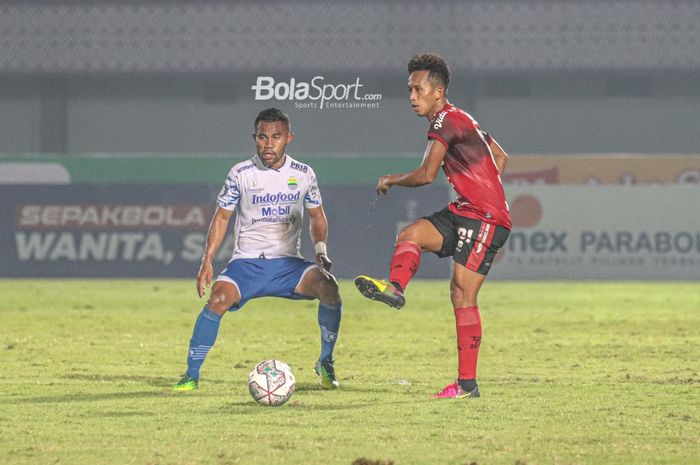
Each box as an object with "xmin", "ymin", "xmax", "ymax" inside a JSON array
[
  {"xmin": 314, "ymin": 359, "xmax": 340, "ymax": 390},
  {"xmin": 354, "ymin": 275, "xmax": 405, "ymax": 309},
  {"xmin": 432, "ymin": 381, "xmax": 480, "ymax": 399},
  {"xmin": 172, "ymin": 374, "xmax": 199, "ymax": 391}
]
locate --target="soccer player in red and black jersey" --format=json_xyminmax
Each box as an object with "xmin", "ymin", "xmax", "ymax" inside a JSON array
[{"xmin": 355, "ymin": 53, "xmax": 511, "ymax": 399}]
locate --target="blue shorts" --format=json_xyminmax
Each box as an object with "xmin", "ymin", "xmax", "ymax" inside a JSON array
[{"xmin": 215, "ymin": 257, "xmax": 318, "ymax": 311}]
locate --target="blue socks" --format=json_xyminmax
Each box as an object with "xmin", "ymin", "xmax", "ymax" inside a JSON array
[
  {"xmin": 186, "ymin": 307, "xmax": 222, "ymax": 380},
  {"xmin": 184, "ymin": 302, "xmax": 340, "ymax": 380},
  {"xmin": 318, "ymin": 302, "xmax": 342, "ymax": 362}
]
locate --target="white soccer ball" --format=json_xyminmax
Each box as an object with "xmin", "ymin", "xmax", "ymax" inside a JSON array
[{"xmin": 248, "ymin": 359, "xmax": 296, "ymax": 406}]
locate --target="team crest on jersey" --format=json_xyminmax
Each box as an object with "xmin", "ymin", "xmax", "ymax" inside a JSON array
[{"xmin": 287, "ymin": 176, "xmax": 298, "ymax": 190}]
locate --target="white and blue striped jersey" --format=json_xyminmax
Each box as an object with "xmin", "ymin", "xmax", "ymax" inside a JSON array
[{"xmin": 217, "ymin": 154, "xmax": 322, "ymax": 260}]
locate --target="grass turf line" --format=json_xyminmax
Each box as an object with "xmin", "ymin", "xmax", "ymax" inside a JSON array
[{"xmin": 0, "ymin": 280, "xmax": 698, "ymax": 465}]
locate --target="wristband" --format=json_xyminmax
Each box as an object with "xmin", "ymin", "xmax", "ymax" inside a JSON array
[{"xmin": 314, "ymin": 241, "xmax": 328, "ymax": 256}]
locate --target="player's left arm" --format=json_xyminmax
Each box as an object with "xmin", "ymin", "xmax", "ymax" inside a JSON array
[
  {"xmin": 376, "ymin": 139, "xmax": 446, "ymax": 194},
  {"xmin": 307, "ymin": 205, "xmax": 332, "ymax": 271},
  {"xmin": 488, "ymin": 137, "xmax": 509, "ymax": 174}
]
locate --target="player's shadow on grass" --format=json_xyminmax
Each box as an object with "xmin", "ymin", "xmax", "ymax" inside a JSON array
[
  {"xmin": 2, "ymin": 373, "xmax": 226, "ymax": 405},
  {"xmin": 292, "ymin": 397, "xmax": 425, "ymax": 410},
  {"xmin": 218, "ymin": 397, "xmax": 423, "ymax": 413},
  {"xmin": 294, "ymin": 381, "xmax": 392, "ymax": 393},
  {"xmin": 62, "ymin": 372, "xmax": 225, "ymax": 387},
  {"xmin": 5, "ymin": 390, "xmax": 204, "ymax": 405},
  {"xmin": 218, "ymin": 401, "xmax": 361, "ymax": 412}
]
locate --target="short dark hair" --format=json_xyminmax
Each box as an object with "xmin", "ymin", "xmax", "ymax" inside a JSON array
[
  {"xmin": 254, "ymin": 108, "xmax": 290, "ymax": 131},
  {"xmin": 408, "ymin": 53, "xmax": 450, "ymax": 90}
]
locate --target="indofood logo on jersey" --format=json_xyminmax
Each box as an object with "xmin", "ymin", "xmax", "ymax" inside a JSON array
[
  {"xmin": 251, "ymin": 192, "xmax": 300, "ymax": 205},
  {"xmin": 251, "ymin": 76, "xmax": 382, "ymax": 110}
]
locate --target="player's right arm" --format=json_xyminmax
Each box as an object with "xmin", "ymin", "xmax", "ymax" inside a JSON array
[
  {"xmin": 489, "ymin": 137, "xmax": 509, "ymax": 174},
  {"xmin": 376, "ymin": 139, "xmax": 446, "ymax": 194},
  {"xmin": 197, "ymin": 207, "xmax": 233, "ymax": 298}
]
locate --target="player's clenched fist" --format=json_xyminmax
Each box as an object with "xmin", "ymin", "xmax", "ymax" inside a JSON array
[{"xmin": 376, "ymin": 175, "xmax": 394, "ymax": 195}]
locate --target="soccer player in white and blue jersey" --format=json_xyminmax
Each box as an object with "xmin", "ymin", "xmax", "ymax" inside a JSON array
[{"xmin": 173, "ymin": 108, "xmax": 342, "ymax": 391}]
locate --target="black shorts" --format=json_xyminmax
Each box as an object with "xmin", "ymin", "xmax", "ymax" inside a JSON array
[{"xmin": 424, "ymin": 207, "xmax": 510, "ymax": 275}]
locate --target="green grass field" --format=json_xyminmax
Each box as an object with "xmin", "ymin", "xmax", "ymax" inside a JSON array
[{"xmin": 1, "ymin": 280, "xmax": 698, "ymax": 465}]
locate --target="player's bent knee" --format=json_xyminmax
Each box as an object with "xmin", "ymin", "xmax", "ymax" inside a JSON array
[
  {"xmin": 297, "ymin": 268, "xmax": 340, "ymax": 304},
  {"xmin": 207, "ymin": 288, "xmax": 238, "ymax": 315},
  {"xmin": 396, "ymin": 227, "xmax": 419, "ymax": 244},
  {"xmin": 207, "ymin": 302, "xmax": 229, "ymax": 315}
]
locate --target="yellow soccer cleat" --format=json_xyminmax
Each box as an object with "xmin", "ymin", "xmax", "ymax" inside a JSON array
[{"xmin": 354, "ymin": 275, "xmax": 405, "ymax": 309}]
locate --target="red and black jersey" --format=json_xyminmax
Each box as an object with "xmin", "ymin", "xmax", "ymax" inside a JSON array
[{"xmin": 427, "ymin": 103, "xmax": 511, "ymax": 230}]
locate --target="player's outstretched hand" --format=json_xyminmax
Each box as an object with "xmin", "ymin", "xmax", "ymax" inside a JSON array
[
  {"xmin": 376, "ymin": 175, "xmax": 393, "ymax": 195},
  {"xmin": 316, "ymin": 253, "xmax": 332, "ymax": 271},
  {"xmin": 196, "ymin": 260, "xmax": 214, "ymax": 298}
]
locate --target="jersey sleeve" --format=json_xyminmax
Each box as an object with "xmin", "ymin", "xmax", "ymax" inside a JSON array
[
  {"xmin": 427, "ymin": 112, "xmax": 459, "ymax": 149},
  {"xmin": 216, "ymin": 169, "xmax": 240, "ymax": 210},
  {"xmin": 304, "ymin": 169, "xmax": 323, "ymax": 209}
]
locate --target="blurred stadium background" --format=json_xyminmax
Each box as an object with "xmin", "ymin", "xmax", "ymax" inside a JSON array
[{"xmin": 1, "ymin": 0, "xmax": 699, "ymax": 280}]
